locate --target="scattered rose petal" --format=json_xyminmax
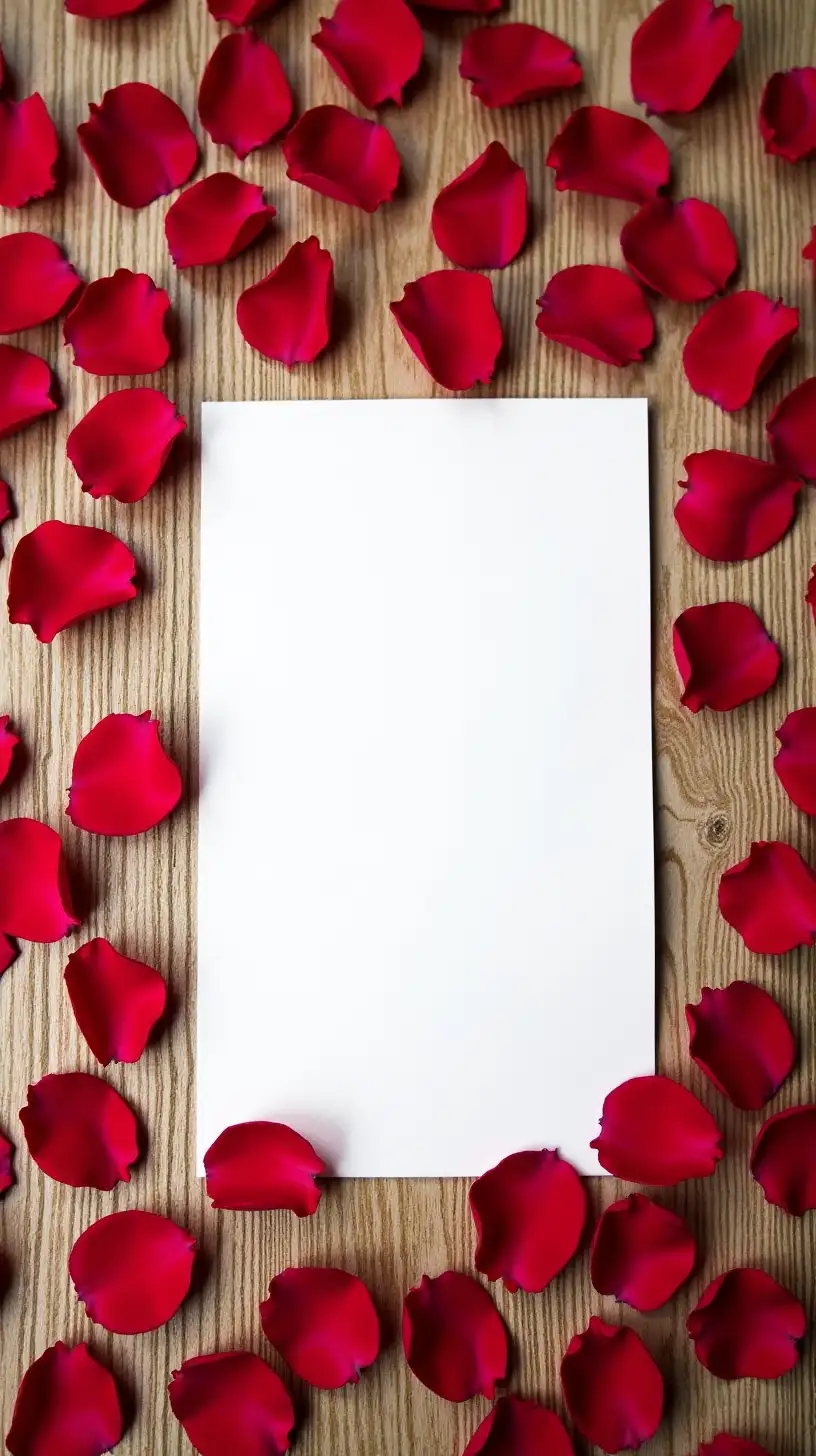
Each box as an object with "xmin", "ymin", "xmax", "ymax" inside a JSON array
[
  {"xmin": 204, "ymin": 1121, "xmax": 325, "ymax": 1213},
  {"xmin": 631, "ymin": 0, "xmax": 741, "ymax": 115},
  {"xmin": 591, "ymin": 1075, "xmax": 723, "ymax": 1184},
  {"xmin": 0, "ymin": 934, "xmax": 19, "ymax": 977},
  {"xmin": 261, "ymin": 1267, "xmax": 380, "ymax": 1389},
  {"xmin": 561, "ymin": 1317, "xmax": 664, "ymax": 1453},
  {"xmin": 64, "ymin": 937, "xmax": 167, "ymax": 1065},
  {"xmin": 166, "ymin": 175, "xmax": 274, "ymax": 269},
  {"xmin": 391, "ymin": 271, "xmax": 502, "ymax": 390},
  {"xmin": 282, "ymin": 106, "xmax": 400, "ymax": 212},
  {"xmin": 237, "ymin": 238, "xmax": 334, "ymax": 367},
  {"xmin": 169, "ymin": 1351, "xmax": 295, "ymax": 1456},
  {"xmin": 69, "ymin": 1209, "xmax": 196, "ymax": 1334},
  {"xmin": 0, "ymin": 86, "xmax": 60, "ymax": 208},
  {"xmin": 808, "ymin": 566, "xmax": 816, "ymax": 623},
  {"xmin": 750, "ymin": 1105, "xmax": 816, "ymax": 1216},
  {"xmin": 719, "ymin": 841, "xmax": 816, "ymax": 954},
  {"xmin": 673, "ymin": 602, "xmax": 780, "ymax": 712},
  {"xmin": 64, "ymin": 269, "xmax": 171, "ymax": 376},
  {"xmin": 462, "ymin": 1396, "xmax": 574, "ymax": 1456},
  {"xmin": 0, "ymin": 479, "xmax": 12, "ymax": 555},
  {"xmin": 66, "ymin": 0, "xmax": 153, "ymax": 12},
  {"xmin": 0, "ymin": 344, "xmax": 58, "ymax": 441},
  {"xmin": 8, "ymin": 520, "xmax": 138, "ymax": 643},
  {"xmin": 0, "ymin": 233, "xmax": 81, "ymax": 334},
  {"xmin": 0, "ymin": 714, "xmax": 19, "ymax": 788},
  {"xmin": 0, "ymin": 818, "xmax": 79, "ymax": 942},
  {"xmin": 760, "ymin": 68, "xmax": 816, "ymax": 161},
  {"xmin": 469, "ymin": 1148, "xmax": 586, "ymax": 1293},
  {"xmin": 590, "ymin": 1194, "xmax": 696, "ymax": 1311},
  {"xmin": 313, "ymin": 0, "xmax": 423, "ymax": 108},
  {"xmin": 674, "ymin": 450, "xmax": 800, "ymax": 562},
  {"xmin": 432, "ymin": 142, "xmax": 527, "ymax": 270},
  {"xmin": 19, "ymin": 1072, "xmax": 138, "ymax": 1191},
  {"xmin": 459, "ymin": 23, "xmax": 582, "ymax": 108},
  {"xmin": 687, "ymin": 982, "xmax": 795, "ymax": 1110},
  {"xmin": 698, "ymin": 1440, "xmax": 773, "ymax": 1456},
  {"xmin": 0, "ymin": 1130, "xmax": 13, "ymax": 1194},
  {"xmin": 536, "ymin": 266, "xmax": 653, "ymax": 367},
  {"xmin": 67, "ymin": 388, "xmax": 186, "ymax": 503},
  {"xmin": 683, "ymin": 292, "xmax": 798, "ymax": 411},
  {"xmin": 198, "ymin": 32, "xmax": 292, "ymax": 161},
  {"xmin": 415, "ymin": 0, "xmax": 502, "ymax": 10},
  {"xmin": 804, "ymin": 227, "xmax": 816, "ymax": 269},
  {"xmin": 621, "ymin": 198, "xmax": 738, "ymax": 301},
  {"xmin": 402, "ymin": 1271, "xmax": 508, "ymax": 1402},
  {"xmin": 6, "ymin": 1342, "xmax": 123, "ymax": 1456},
  {"xmin": 207, "ymin": 0, "xmax": 281, "ymax": 20},
  {"xmin": 545, "ymin": 106, "xmax": 670, "ymax": 203},
  {"xmin": 67, "ymin": 711, "xmax": 182, "ymax": 837},
  {"xmin": 767, "ymin": 377, "xmax": 816, "ymax": 479},
  {"xmin": 775, "ymin": 707, "xmax": 816, "ymax": 814},
  {"xmin": 77, "ymin": 82, "xmax": 198, "ymax": 209},
  {"xmin": 687, "ymin": 1268, "xmax": 805, "ymax": 1379}
]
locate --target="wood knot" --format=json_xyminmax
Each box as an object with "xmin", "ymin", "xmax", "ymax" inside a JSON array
[{"xmin": 703, "ymin": 811, "xmax": 730, "ymax": 848}]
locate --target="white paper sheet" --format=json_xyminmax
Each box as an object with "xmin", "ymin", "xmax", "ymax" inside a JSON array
[{"xmin": 198, "ymin": 399, "xmax": 655, "ymax": 1177}]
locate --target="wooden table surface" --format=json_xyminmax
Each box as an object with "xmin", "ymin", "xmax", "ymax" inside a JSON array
[{"xmin": 0, "ymin": 0, "xmax": 814, "ymax": 1451}]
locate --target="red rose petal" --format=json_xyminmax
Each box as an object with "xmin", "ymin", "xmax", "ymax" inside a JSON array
[
  {"xmin": 6, "ymin": 1342, "xmax": 123, "ymax": 1456},
  {"xmin": 0, "ymin": 233, "xmax": 81, "ymax": 334},
  {"xmin": 261, "ymin": 1267, "xmax": 380, "ymax": 1389},
  {"xmin": 67, "ymin": 711, "xmax": 182, "ymax": 837},
  {"xmin": 391, "ymin": 270, "xmax": 502, "ymax": 390},
  {"xmin": 674, "ymin": 450, "xmax": 800, "ymax": 562},
  {"xmin": 767, "ymin": 377, "xmax": 816, "ymax": 480},
  {"xmin": 536, "ymin": 265, "xmax": 654, "ymax": 367},
  {"xmin": 64, "ymin": 937, "xmax": 167, "ymax": 1065},
  {"xmin": 0, "ymin": 1130, "xmax": 13, "ymax": 1194},
  {"xmin": 432, "ymin": 142, "xmax": 527, "ymax": 270},
  {"xmin": 66, "ymin": 0, "xmax": 153, "ymax": 13},
  {"xmin": 673, "ymin": 602, "xmax": 780, "ymax": 712},
  {"xmin": 77, "ymin": 82, "xmax": 197, "ymax": 209},
  {"xmin": 462, "ymin": 1397, "xmax": 574, "ymax": 1456},
  {"xmin": 8, "ymin": 520, "xmax": 139, "ymax": 643},
  {"xmin": 205, "ymin": 1121, "xmax": 325, "ymax": 1213},
  {"xmin": 590, "ymin": 1194, "xmax": 696, "ymax": 1312},
  {"xmin": 237, "ymin": 237, "xmax": 334, "ymax": 367},
  {"xmin": 631, "ymin": 0, "xmax": 741, "ymax": 115},
  {"xmin": 199, "ymin": 32, "xmax": 292, "ymax": 162},
  {"xmin": 760, "ymin": 68, "xmax": 816, "ymax": 162},
  {"xmin": 0, "ymin": 479, "xmax": 12, "ymax": 554},
  {"xmin": 591, "ymin": 1074, "xmax": 723, "ymax": 1185},
  {"xmin": 621, "ymin": 198, "xmax": 738, "ymax": 302},
  {"xmin": 0, "ymin": 344, "xmax": 57, "ymax": 441},
  {"xmin": 67, "ymin": 388, "xmax": 185, "ymax": 503},
  {"xmin": 775, "ymin": 707, "xmax": 816, "ymax": 814},
  {"xmin": 19, "ymin": 1071, "xmax": 139, "ymax": 1191},
  {"xmin": 687, "ymin": 983, "xmax": 795, "ymax": 1111},
  {"xmin": 750, "ymin": 1105, "xmax": 816, "ymax": 1216},
  {"xmin": 459, "ymin": 23, "xmax": 582, "ymax": 108},
  {"xmin": 808, "ymin": 565, "xmax": 816, "ymax": 623},
  {"xmin": 546, "ymin": 106, "xmax": 670, "ymax": 204},
  {"xmin": 207, "ymin": 0, "xmax": 281, "ymax": 21},
  {"xmin": 683, "ymin": 291, "xmax": 799, "ymax": 411},
  {"xmin": 687, "ymin": 1268, "xmax": 805, "ymax": 1379},
  {"xmin": 719, "ymin": 841, "xmax": 816, "ymax": 954},
  {"xmin": 561, "ymin": 1317, "xmax": 664, "ymax": 1453},
  {"xmin": 0, "ymin": 818, "xmax": 79, "ymax": 943},
  {"xmin": 402, "ymin": 1271, "xmax": 508, "ymax": 1402},
  {"xmin": 169, "ymin": 1351, "xmax": 295, "ymax": 1456},
  {"xmin": 0, "ymin": 934, "xmax": 19, "ymax": 978},
  {"xmin": 313, "ymin": 0, "xmax": 423, "ymax": 109},
  {"xmin": 0, "ymin": 89, "xmax": 60, "ymax": 208},
  {"xmin": 0, "ymin": 714, "xmax": 19, "ymax": 788},
  {"xmin": 415, "ymin": 0, "xmax": 502, "ymax": 10},
  {"xmin": 69, "ymin": 1209, "xmax": 196, "ymax": 1334},
  {"xmin": 282, "ymin": 105, "xmax": 400, "ymax": 212},
  {"xmin": 166, "ymin": 175, "xmax": 274, "ymax": 269},
  {"xmin": 469, "ymin": 1148, "xmax": 586, "ymax": 1293},
  {"xmin": 698, "ymin": 1440, "xmax": 773, "ymax": 1456},
  {"xmin": 804, "ymin": 227, "xmax": 816, "ymax": 269},
  {"xmin": 64, "ymin": 269, "xmax": 171, "ymax": 376}
]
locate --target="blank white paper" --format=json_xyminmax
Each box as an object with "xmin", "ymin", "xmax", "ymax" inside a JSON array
[{"xmin": 197, "ymin": 399, "xmax": 655, "ymax": 1177}]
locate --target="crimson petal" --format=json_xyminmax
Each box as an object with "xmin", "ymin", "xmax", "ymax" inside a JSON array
[
  {"xmin": 698, "ymin": 1441, "xmax": 773, "ymax": 1456},
  {"xmin": 808, "ymin": 566, "xmax": 816, "ymax": 623},
  {"xmin": 199, "ymin": 32, "xmax": 292, "ymax": 161},
  {"xmin": 78, "ymin": 82, "xmax": 197, "ymax": 208},
  {"xmin": 0, "ymin": 818, "xmax": 79, "ymax": 942},
  {"xmin": 283, "ymin": 106, "xmax": 400, "ymax": 212},
  {"xmin": 166, "ymin": 175, "xmax": 274, "ymax": 269},
  {"xmin": 207, "ymin": 0, "xmax": 281, "ymax": 20},
  {"xmin": 204, "ymin": 1121, "xmax": 325, "ymax": 1213},
  {"xmin": 0, "ymin": 714, "xmax": 19, "ymax": 788},
  {"xmin": 169, "ymin": 1351, "xmax": 295, "ymax": 1456},
  {"xmin": 0, "ymin": 90, "xmax": 59, "ymax": 208},
  {"xmin": 719, "ymin": 841, "xmax": 816, "ymax": 954},
  {"xmin": 69, "ymin": 1209, "xmax": 196, "ymax": 1334},
  {"xmin": 0, "ymin": 478, "xmax": 12, "ymax": 555},
  {"xmin": 0, "ymin": 1130, "xmax": 13, "ymax": 1195},
  {"xmin": 462, "ymin": 1397, "xmax": 574, "ymax": 1456},
  {"xmin": 775, "ymin": 707, "xmax": 816, "ymax": 814},
  {"xmin": 391, "ymin": 270, "xmax": 502, "ymax": 390},
  {"xmin": 0, "ymin": 344, "xmax": 57, "ymax": 441},
  {"xmin": 459, "ymin": 23, "xmax": 581, "ymax": 108},
  {"xmin": 621, "ymin": 198, "xmax": 737, "ymax": 302},
  {"xmin": 237, "ymin": 238, "xmax": 334, "ymax": 367},
  {"xmin": 67, "ymin": 711, "xmax": 181, "ymax": 837},
  {"xmin": 67, "ymin": 388, "xmax": 185, "ymax": 503},
  {"xmin": 675, "ymin": 450, "xmax": 799, "ymax": 562},
  {"xmin": 402, "ymin": 1271, "xmax": 507, "ymax": 1402},
  {"xmin": 536, "ymin": 265, "xmax": 653, "ymax": 367},
  {"xmin": 631, "ymin": 0, "xmax": 741, "ymax": 115},
  {"xmin": 673, "ymin": 602, "xmax": 780, "ymax": 712},
  {"xmin": 683, "ymin": 291, "xmax": 798, "ymax": 411},
  {"xmin": 313, "ymin": 0, "xmax": 423, "ymax": 108},
  {"xmin": 414, "ymin": 0, "xmax": 502, "ymax": 11},
  {"xmin": 750, "ymin": 1105, "xmax": 816, "ymax": 1216},
  {"xmin": 760, "ymin": 68, "xmax": 816, "ymax": 162},
  {"xmin": 767, "ymin": 377, "xmax": 816, "ymax": 480},
  {"xmin": 67, "ymin": 0, "xmax": 153, "ymax": 12},
  {"xmin": 0, "ymin": 934, "xmax": 19, "ymax": 977},
  {"xmin": 64, "ymin": 937, "xmax": 167, "ymax": 1065},
  {"xmin": 6, "ymin": 1342, "xmax": 123, "ymax": 1456},
  {"xmin": 432, "ymin": 142, "xmax": 527, "ymax": 270},
  {"xmin": 64, "ymin": 269, "xmax": 171, "ymax": 376},
  {"xmin": 590, "ymin": 1194, "xmax": 696, "ymax": 1312},
  {"xmin": 8, "ymin": 520, "xmax": 138, "ymax": 643},
  {"xmin": 261, "ymin": 1267, "xmax": 380, "ymax": 1389},
  {"xmin": 591, "ymin": 1075, "xmax": 723, "ymax": 1184},
  {"xmin": 546, "ymin": 106, "xmax": 669, "ymax": 203},
  {"xmin": 687, "ymin": 1268, "xmax": 805, "ymax": 1379},
  {"xmin": 19, "ymin": 1072, "xmax": 138, "ymax": 1191},
  {"xmin": 0, "ymin": 233, "xmax": 81, "ymax": 334},
  {"xmin": 804, "ymin": 227, "xmax": 816, "ymax": 269},
  {"xmin": 561, "ymin": 1317, "xmax": 664, "ymax": 1453},
  {"xmin": 469, "ymin": 1148, "xmax": 585, "ymax": 1293},
  {"xmin": 687, "ymin": 982, "xmax": 795, "ymax": 1110}
]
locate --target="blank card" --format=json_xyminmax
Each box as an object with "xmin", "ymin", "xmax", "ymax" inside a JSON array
[{"xmin": 197, "ymin": 399, "xmax": 655, "ymax": 1177}]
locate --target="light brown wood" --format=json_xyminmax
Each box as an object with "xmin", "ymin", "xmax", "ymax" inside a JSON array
[{"xmin": 0, "ymin": 0, "xmax": 814, "ymax": 1450}]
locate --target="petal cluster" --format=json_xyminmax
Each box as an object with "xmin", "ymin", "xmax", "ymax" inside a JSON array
[
  {"xmin": 402, "ymin": 1271, "xmax": 507, "ymax": 1401},
  {"xmin": 67, "ymin": 711, "xmax": 182, "ymax": 837},
  {"xmin": 0, "ymin": 818, "xmax": 79, "ymax": 943},
  {"xmin": 462, "ymin": 1397, "xmax": 574, "ymax": 1456},
  {"xmin": 69, "ymin": 1209, "xmax": 196, "ymax": 1334},
  {"xmin": 469, "ymin": 1147, "xmax": 585, "ymax": 1293},
  {"xmin": 166, "ymin": 175, "xmax": 274, "ymax": 269},
  {"xmin": 68, "ymin": 388, "xmax": 185, "ymax": 503},
  {"xmin": 590, "ymin": 1074, "xmax": 723, "ymax": 1184},
  {"xmin": 391, "ymin": 271, "xmax": 502, "ymax": 390},
  {"xmin": 78, "ymin": 82, "xmax": 197, "ymax": 208},
  {"xmin": 767, "ymin": 377, "xmax": 816, "ymax": 479},
  {"xmin": 687, "ymin": 1268, "xmax": 806, "ymax": 1379},
  {"xmin": 673, "ymin": 602, "xmax": 780, "ymax": 712},
  {"xmin": 64, "ymin": 269, "xmax": 171, "ymax": 375},
  {"xmin": 6, "ymin": 1342, "xmax": 123, "ymax": 1456},
  {"xmin": 718, "ymin": 841, "xmax": 816, "ymax": 953},
  {"xmin": 432, "ymin": 142, "xmax": 527, "ymax": 270},
  {"xmin": 0, "ymin": 233, "xmax": 81, "ymax": 333},
  {"xmin": 687, "ymin": 982, "xmax": 795, "ymax": 1110},
  {"xmin": 621, "ymin": 199, "xmax": 738, "ymax": 302},
  {"xmin": 590, "ymin": 1193, "xmax": 696, "ymax": 1311},
  {"xmin": 683, "ymin": 292, "xmax": 798, "ymax": 411},
  {"xmin": 760, "ymin": 68, "xmax": 816, "ymax": 161},
  {"xmin": 536, "ymin": 265, "xmax": 653, "ymax": 366},
  {"xmin": 261, "ymin": 1267, "xmax": 380, "ymax": 1389},
  {"xmin": 674, "ymin": 451, "xmax": 800, "ymax": 562},
  {"xmin": 204, "ymin": 1121, "xmax": 325, "ymax": 1213},
  {"xmin": 283, "ymin": 106, "xmax": 400, "ymax": 212},
  {"xmin": 546, "ymin": 106, "xmax": 670, "ymax": 203},
  {"xmin": 237, "ymin": 237, "xmax": 334, "ymax": 366},
  {"xmin": 631, "ymin": 0, "xmax": 741, "ymax": 115},
  {"xmin": 560, "ymin": 1318, "xmax": 664, "ymax": 1453},
  {"xmin": 750, "ymin": 1105, "xmax": 816, "ymax": 1216},
  {"xmin": 0, "ymin": 344, "xmax": 58, "ymax": 441},
  {"xmin": 313, "ymin": 0, "xmax": 423, "ymax": 108},
  {"xmin": 199, "ymin": 32, "xmax": 292, "ymax": 160},
  {"xmin": 8, "ymin": 520, "xmax": 138, "ymax": 642},
  {"xmin": 169, "ymin": 1351, "xmax": 295, "ymax": 1456},
  {"xmin": 64, "ymin": 937, "xmax": 167, "ymax": 1064},
  {"xmin": 459, "ymin": 23, "xmax": 582, "ymax": 108},
  {"xmin": 20, "ymin": 1071, "xmax": 139, "ymax": 1190}
]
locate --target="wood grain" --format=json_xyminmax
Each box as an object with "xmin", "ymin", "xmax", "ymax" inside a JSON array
[{"xmin": 0, "ymin": 0, "xmax": 814, "ymax": 1450}]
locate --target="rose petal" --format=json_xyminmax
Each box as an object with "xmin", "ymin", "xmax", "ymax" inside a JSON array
[
  {"xmin": 760, "ymin": 68, "xmax": 816, "ymax": 162},
  {"xmin": 469, "ymin": 1148, "xmax": 586, "ymax": 1293},
  {"xmin": 67, "ymin": 388, "xmax": 185, "ymax": 503},
  {"xmin": 6, "ymin": 1342, "xmax": 123, "ymax": 1456},
  {"xmin": 621, "ymin": 198, "xmax": 738, "ymax": 302},
  {"xmin": 0, "ymin": 818, "xmax": 79, "ymax": 943},
  {"xmin": 198, "ymin": 32, "xmax": 292, "ymax": 161},
  {"xmin": 673, "ymin": 602, "xmax": 780, "ymax": 712},
  {"xmin": 236, "ymin": 237, "xmax": 334, "ymax": 367},
  {"xmin": 560, "ymin": 1317, "xmax": 664, "ymax": 1453},
  {"xmin": 775, "ymin": 706, "xmax": 816, "ymax": 814},
  {"xmin": 166, "ymin": 175, "xmax": 274, "ymax": 269},
  {"xmin": 0, "ymin": 714, "xmax": 19, "ymax": 788},
  {"xmin": 591, "ymin": 1075, "xmax": 723, "ymax": 1184},
  {"xmin": 0, "ymin": 233, "xmax": 81, "ymax": 334},
  {"xmin": 19, "ymin": 1071, "xmax": 139, "ymax": 1191},
  {"xmin": 260, "ymin": 1267, "xmax": 380, "ymax": 1389},
  {"xmin": 687, "ymin": 983, "xmax": 795, "ymax": 1111},
  {"xmin": 0, "ymin": 478, "xmax": 12, "ymax": 555},
  {"xmin": 0, "ymin": 934, "xmax": 19, "ymax": 978},
  {"xmin": 313, "ymin": 0, "xmax": 423, "ymax": 109},
  {"xmin": 414, "ymin": 0, "xmax": 502, "ymax": 10},
  {"xmin": 8, "ymin": 520, "xmax": 139, "ymax": 643},
  {"xmin": 402, "ymin": 1271, "xmax": 508, "ymax": 1402},
  {"xmin": 69, "ymin": 1209, "xmax": 196, "ymax": 1334},
  {"xmin": 804, "ymin": 227, "xmax": 816, "ymax": 269},
  {"xmin": 67, "ymin": 711, "xmax": 182, "ymax": 837},
  {"xmin": 462, "ymin": 1397, "xmax": 574, "ymax": 1456},
  {"xmin": 77, "ymin": 82, "xmax": 198, "ymax": 209},
  {"xmin": 536, "ymin": 265, "xmax": 654, "ymax": 367},
  {"xmin": 204, "ymin": 1121, "xmax": 325, "ymax": 1213},
  {"xmin": 459, "ymin": 23, "xmax": 582, "ymax": 108},
  {"xmin": 168, "ymin": 1351, "xmax": 295, "ymax": 1456},
  {"xmin": 683, "ymin": 291, "xmax": 799, "ymax": 411},
  {"xmin": 631, "ymin": 0, "xmax": 741, "ymax": 115},
  {"xmin": 674, "ymin": 450, "xmax": 800, "ymax": 562},
  {"xmin": 66, "ymin": 0, "xmax": 152, "ymax": 13},
  {"xmin": 767, "ymin": 377, "xmax": 816, "ymax": 479},
  {"xmin": 808, "ymin": 565, "xmax": 816, "ymax": 623},
  {"xmin": 0, "ymin": 344, "xmax": 57, "ymax": 441},
  {"xmin": 432, "ymin": 142, "xmax": 527, "ymax": 270},
  {"xmin": 0, "ymin": 1129, "xmax": 13, "ymax": 1195},
  {"xmin": 719, "ymin": 841, "xmax": 816, "ymax": 954},
  {"xmin": 391, "ymin": 270, "xmax": 502, "ymax": 390},
  {"xmin": 590, "ymin": 1194, "xmax": 696, "ymax": 1312},
  {"xmin": 64, "ymin": 937, "xmax": 167, "ymax": 1065},
  {"xmin": 282, "ymin": 105, "xmax": 400, "ymax": 212},
  {"xmin": 687, "ymin": 1268, "xmax": 805, "ymax": 1379},
  {"xmin": 546, "ymin": 106, "xmax": 670, "ymax": 203},
  {"xmin": 207, "ymin": 0, "xmax": 281, "ymax": 21},
  {"xmin": 698, "ymin": 1440, "xmax": 774, "ymax": 1456},
  {"xmin": 0, "ymin": 89, "xmax": 60, "ymax": 208},
  {"xmin": 64, "ymin": 269, "xmax": 171, "ymax": 376},
  {"xmin": 750, "ymin": 1105, "xmax": 816, "ymax": 1216}
]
